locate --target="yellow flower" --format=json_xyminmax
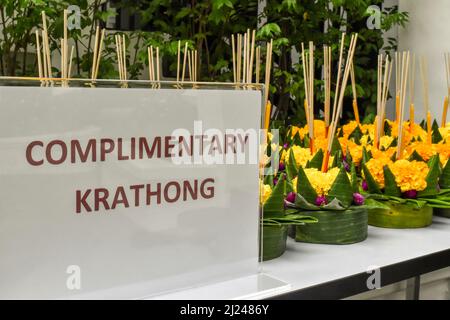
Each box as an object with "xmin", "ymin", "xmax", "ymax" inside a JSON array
[
  {"xmin": 390, "ymin": 160, "xmax": 429, "ymax": 192},
  {"xmin": 365, "ymin": 157, "xmax": 393, "ymax": 188},
  {"xmin": 405, "ymin": 142, "xmax": 435, "ymax": 162},
  {"xmin": 379, "ymin": 135, "xmax": 394, "ymax": 150},
  {"xmin": 260, "ymin": 183, "xmax": 272, "ymax": 204},
  {"xmin": 284, "ymin": 145, "xmax": 311, "ymax": 167},
  {"xmin": 292, "ymin": 167, "xmax": 341, "ymax": 196},
  {"xmin": 342, "ymin": 121, "xmax": 358, "ymax": 137},
  {"xmin": 434, "ymin": 142, "xmax": 450, "ymax": 166}
]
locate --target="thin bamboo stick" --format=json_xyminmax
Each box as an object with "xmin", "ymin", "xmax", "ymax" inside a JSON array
[
  {"xmin": 231, "ymin": 34, "xmax": 236, "ymax": 83},
  {"xmin": 156, "ymin": 47, "xmax": 160, "ymax": 82},
  {"xmin": 255, "ymin": 46, "xmax": 261, "ymax": 84},
  {"xmin": 91, "ymin": 26, "xmax": 100, "ymax": 79},
  {"xmin": 249, "ymin": 29, "xmax": 256, "ymax": 83},
  {"xmin": 181, "ymin": 42, "xmax": 188, "ymax": 82},
  {"xmin": 68, "ymin": 45, "xmax": 74, "ymax": 79},
  {"xmin": 177, "ymin": 40, "xmax": 181, "ymax": 83},
  {"xmin": 63, "ymin": 9, "xmax": 68, "ymax": 80},
  {"xmin": 94, "ymin": 28, "xmax": 105, "ymax": 80},
  {"xmin": 122, "ymin": 35, "xmax": 127, "ymax": 81},
  {"xmin": 263, "ymin": 40, "xmax": 273, "ymax": 107},
  {"xmin": 41, "ymin": 12, "xmax": 52, "ymax": 79},
  {"xmin": 35, "ymin": 30, "xmax": 43, "ymax": 80}
]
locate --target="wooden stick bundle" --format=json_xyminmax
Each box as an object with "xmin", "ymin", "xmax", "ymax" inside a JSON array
[
  {"xmin": 115, "ymin": 35, "xmax": 128, "ymax": 82},
  {"xmin": 301, "ymin": 42, "xmax": 310, "ymax": 128},
  {"xmin": 443, "ymin": 52, "xmax": 450, "ymax": 127},
  {"xmin": 409, "ymin": 54, "xmax": 416, "ymax": 127},
  {"xmin": 41, "ymin": 11, "xmax": 52, "ymax": 81},
  {"xmin": 350, "ymin": 61, "xmax": 360, "ymax": 124},
  {"xmin": 419, "ymin": 55, "xmax": 432, "ymax": 143},
  {"xmin": 323, "ymin": 45, "xmax": 331, "ymax": 129},
  {"xmin": 263, "ymin": 39, "xmax": 273, "ymax": 107},
  {"xmin": 397, "ymin": 51, "xmax": 410, "ymax": 158},
  {"xmin": 35, "ymin": 30, "xmax": 43, "ymax": 82},
  {"xmin": 181, "ymin": 42, "xmax": 188, "ymax": 82},
  {"xmin": 308, "ymin": 41, "xmax": 315, "ymax": 150},
  {"xmin": 326, "ymin": 33, "xmax": 358, "ymax": 154}
]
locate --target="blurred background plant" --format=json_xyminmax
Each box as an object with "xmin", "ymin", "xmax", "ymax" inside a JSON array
[{"xmin": 0, "ymin": 0, "xmax": 408, "ymax": 124}]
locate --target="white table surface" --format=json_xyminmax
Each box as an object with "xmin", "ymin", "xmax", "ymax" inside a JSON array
[
  {"xmin": 150, "ymin": 216, "xmax": 450, "ymax": 299},
  {"xmin": 262, "ymin": 216, "xmax": 450, "ymax": 296}
]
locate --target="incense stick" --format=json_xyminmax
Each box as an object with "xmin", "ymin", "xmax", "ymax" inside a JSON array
[
  {"xmin": 41, "ymin": 12, "xmax": 52, "ymax": 80},
  {"xmin": 122, "ymin": 35, "xmax": 127, "ymax": 81},
  {"xmin": 91, "ymin": 26, "xmax": 100, "ymax": 80},
  {"xmin": 231, "ymin": 34, "xmax": 236, "ymax": 83},
  {"xmin": 249, "ymin": 29, "xmax": 256, "ymax": 84},
  {"xmin": 181, "ymin": 42, "xmax": 188, "ymax": 82},
  {"xmin": 256, "ymin": 46, "xmax": 261, "ymax": 84},
  {"xmin": 177, "ymin": 40, "xmax": 181, "ymax": 83},
  {"xmin": 63, "ymin": 9, "xmax": 68, "ymax": 81},
  {"xmin": 94, "ymin": 28, "xmax": 105, "ymax": 80},
  {"xmin": 301, "ymin": 42, "xmax": 310, "ymax": 127},
  {"xmin": 350, "ymin": 61, "xmax": 360, "ymax": 124},
  {"xmin": 35, "ymin": 30, "xmax": 43, "ymax": 80},
  {"xmin": 68, "ymin": 45, "xmax": 74, "ymax": 79},
  {"xmin": 397, "ymin": 52, "xmax": 410, "ymax": 158},
  {"xmin": 327, "ymin": 34, "xmax": 358, "ymax": 153},
  {"xmin": 156, "ymin": 47, "xmax": 160, "ymax": 83},
  {"xmin": 263, "ymin": 40, "xmax": 273, "ymax": 107}
]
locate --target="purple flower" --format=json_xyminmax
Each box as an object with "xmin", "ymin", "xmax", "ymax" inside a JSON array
[
  {"xmin": 343, "ymin": 160, "xmax": 350, "ymax": 172},
  {"xmin": 315, "ymin": 195, "xmax": 327, "ymax": 206},
  {"xmin": 279, "ymin": 162, "xmax": 285, "ymax": 171},
  {"xmin": 273, "ymin": 177, "xmax": 278, "ymax": 186},
  {"xmin": 353, "ymin": 193, "xmax": 365, "ymax": 206},
  {"xmin": 283, "ymin": 143, "xmax": 289, "ymax": 149},
  {"xmin": 404, "ymin": 190, "xmax": 418, "ymax": 199},
  {"xmin": 285, "ymin": 192, "xmax": 296, "ymax": 203},
  {"xmin": 362, "ymin": 180, "xmax": 368, "ymax": 191}
]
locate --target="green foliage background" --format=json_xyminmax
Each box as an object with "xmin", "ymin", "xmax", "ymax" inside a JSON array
[{"xmin": 0, "ymin": 0, "xmax": 408, "ymax": 124}]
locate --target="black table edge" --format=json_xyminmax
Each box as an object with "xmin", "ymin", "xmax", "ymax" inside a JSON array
[{"xmin": 265, "ymin": 248, "xmax": 450, "ymax": 300}]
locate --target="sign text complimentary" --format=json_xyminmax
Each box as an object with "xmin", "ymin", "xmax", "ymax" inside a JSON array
[{"xmin": 24, "ymin": 133, "xmax": 251, "ymax": 214}]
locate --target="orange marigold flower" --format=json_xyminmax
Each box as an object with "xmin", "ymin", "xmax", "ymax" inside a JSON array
[{"xmin": 389, "ymin": 160, "xmax": 429, "ymax": 192}]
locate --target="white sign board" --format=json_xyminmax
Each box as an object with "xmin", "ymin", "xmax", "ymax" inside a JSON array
[{"xmin": 0, "ymin": 86, "xmax": 261, "ymax": 299}]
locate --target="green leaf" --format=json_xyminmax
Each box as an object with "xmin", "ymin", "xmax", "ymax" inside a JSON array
[
  {"xmin": 440, "ymin": 160, "xmax": 450, "ymax": 189},
  {"xmin": 383, "ymin": 165, "xmax": 401, "ymax": 197},
  {"xmin": 432, "ymin": 125, "xmax": 443, "ymax": 143},
  {"xmin": 296, "ymin": 166, "xmax": 318, "ymax": 204},
  {"xmin": 349, "ymin": 125, "xmax": 363, "ymax": 141},
  {"xmin": 331, "ymin": 150, "xmax": 342, "ymax": 169},
  {"xmin": 408, "ymin": 150, "xmax": 425, "ymax": 162},
  {"xmin": 362, "ymin": 164, "xmax": 382, "ymax": 194},
  {"xmin": 418, "ymin": 155, "xmax": 441, "ymax": 196},
  {"xmin": 327, "ymin": 167, "xmax": 353, "ymax": 207},
  {"xmin": 306, "ymin": 148, "xmax": 324, "ymax": 170},
  {"xmin": 264, "ymin": 174, "xmax": 274, "ymax": 187},
  {"xmin": 363, "ymin": 198, "xmax": 391, "ymax": 210},
  {"xmin": 293, "ymin": 132, "xmax": 302, "ymax": 145},
  {"xmin": 286, "ymin": 148, "xmax": 298, "ymax": 181},
  {"xmin": 258, "ymin": 22, "xmax": 282, "ymax": 38},
  {"xmin": 351, "ymin": 163, "xmax": 359, "ymax": 193},
  {"xmin": 362, "ymin": 147, "xmax": 372, "ymax": 165},
  {"xmin": 330, "ymin": 136, "xmax": 342, "ymax": 155},
  {"xmin": 263, "ymin": 175, "xmax": 286, "ymax": 217}
]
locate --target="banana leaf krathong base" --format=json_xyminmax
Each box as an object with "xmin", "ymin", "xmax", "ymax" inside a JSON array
[
  {"xmin": 262, "ymin": 225, "xmax": 288, "ymax": 261},
  {"xmin": 295, "ymin": 208, "xmax": 368, "ymax": 245},
  {"xmin": 434, "ymin": 208, "xmax": 450, "ymax": 218},
  {"xmin": 368, "ymin": 202, "xmax": 433, "ymax": 228}
]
